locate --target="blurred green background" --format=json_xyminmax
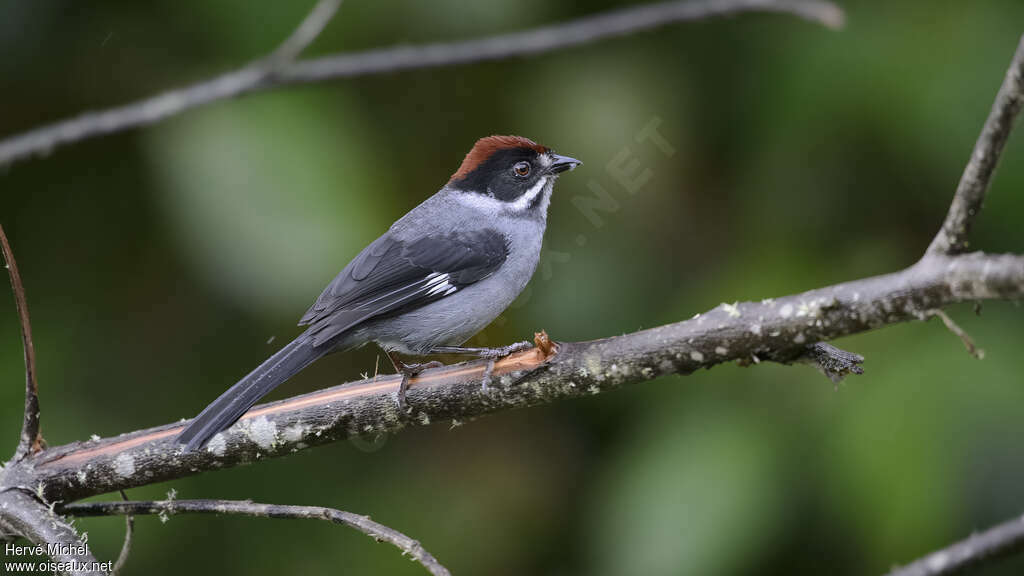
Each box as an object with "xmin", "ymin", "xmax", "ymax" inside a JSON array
[{"xmin": 2, "ymin": 1, "xmax": 1024, "ymax": 574}]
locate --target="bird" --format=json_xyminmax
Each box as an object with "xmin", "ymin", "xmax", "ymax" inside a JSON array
[{"xmin": 176, "ymin": 135, "xmax": 581, "ymax": 451}]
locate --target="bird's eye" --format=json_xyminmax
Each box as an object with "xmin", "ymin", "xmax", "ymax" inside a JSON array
[{"xmin": 513, "ymin": 161, "xmax": 531, "ymax": 177}]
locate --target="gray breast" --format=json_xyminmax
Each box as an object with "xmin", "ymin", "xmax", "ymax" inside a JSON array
[{"xmin": 341, "ymin": 191, "xmax": 548, "ymax": 355}]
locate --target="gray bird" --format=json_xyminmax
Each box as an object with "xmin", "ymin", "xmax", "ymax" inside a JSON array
[{"xmin": 177, "ymin": 135, "xmax": 581, "ymax": 450}]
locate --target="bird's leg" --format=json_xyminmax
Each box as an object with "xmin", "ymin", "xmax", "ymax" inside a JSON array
[
  {"xmin": 386, "ymin": 351, "xmax": 443, "ymax": 412},
  {"xmin": 429, "ymin": 341, "xmax": 534, "ymax": 390}
]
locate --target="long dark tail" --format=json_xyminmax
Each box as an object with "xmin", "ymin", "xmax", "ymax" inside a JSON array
[{"xmin": 177, "ymin": 336, "xmax": 325, "ymax": 452}]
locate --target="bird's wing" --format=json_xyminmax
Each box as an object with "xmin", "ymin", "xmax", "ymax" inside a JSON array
[{"xmin": 299, "ymin": 228, "xmax": 509, "ymax": 345}]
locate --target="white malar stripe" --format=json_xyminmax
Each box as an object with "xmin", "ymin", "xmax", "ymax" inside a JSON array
[
  {"xmin": 451, "ymin": 177, "xmax": 550, "ymax": 215},
  {"xmin": 509, "ymin": 178, "xmax": 548, "ymax": 212}
]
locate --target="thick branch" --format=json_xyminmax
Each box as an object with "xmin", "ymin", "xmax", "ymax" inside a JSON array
[
  {"xmin": 0, "ymin": 0, "xmax": 842, "ymax": 168},
  {"xmin": 0, "ymin": 489, "xmax": 102, "ymax": 576},
  {"xmin": 10, "ymin": 251, "xmax": 1021, "ymax": 503},
  {"xmin": 885, "ymin": 513, "xmax": 1024, "ymax": 576},
  {"xmin": 0, "ymin": 225, "xmax": 41, "ymax": 461},
  {"xmin": 928, "ymin": 34, "xmax": 1024, "ymax": 255},
  {"xmin": 62, "ymin": 499, "xmax": 450, "ymax": 576}
]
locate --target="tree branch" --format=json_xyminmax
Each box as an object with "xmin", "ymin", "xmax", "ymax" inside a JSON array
[
  {"xmin": 927, "ymin": 34, "xmax": 1024, "ymax": 255},
  {"xmin": 5, "ymin": 251, "xmax": 1019, "ymax": 504},
  {"xmin": 0, "ymin": 489, "xmax": 103, "ymax": 576},
  {"xmin": 0, "ymin": 0, "xmax": 342, "ymax": 170},
  {"xmin": 61, "ymin": 499, "xmax": 451, "ymax": 576},
  {"xmin": 885, "ymin": 513, "xmax": 1024, "ymax": 576},
  {"xmin": 266, "ymin": 0, "xmax": 343, "ymax": 66},
  {"xmin": 0, "ymin": 225, "xmax": 42, "ymax": 461},
  {"xmin": 0, "ymin": 0, "xmax": 843, "ymax": 168}
]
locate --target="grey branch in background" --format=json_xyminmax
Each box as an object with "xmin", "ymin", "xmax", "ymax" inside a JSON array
[
  {"xmin": 277, "ymin": 0, "xmax": 842, "ymax": 81},
  {"xmin": 266, "ymin": 0, "xmax": 343, "ymax": 66},
  {"xmin": 0, "ymin": 0, "xmax": 843, "ymax": 168},
  {"xmin": 885, "ymin": 513, "xmax": 1024, "ymax": 576},
  {"xmin": 927, "ymin": 35, "xmax": 1024, "ymax": 255},
  {"xmin": 0, "ymin": 225, "xmax": 42, "ymax": 462},
  {"xmin": 886, "ymin": 32, "xmax": 1024, "ymax": 576},
  {"xmin": 62, "ymin": 499, "xmax": 451, "ymax": 576}
]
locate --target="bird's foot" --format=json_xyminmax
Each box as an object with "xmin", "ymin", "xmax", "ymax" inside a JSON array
[
  {"xmin": 428, "ymin": 337, "xmax": 553, "ymax": 391},
  {"xmin": 429, "ymin": 341, "xmax": 533, "ymax": 390},
  {"xmin": 387, "ymin": 352, "xmax": 443, "ymax": 412}
]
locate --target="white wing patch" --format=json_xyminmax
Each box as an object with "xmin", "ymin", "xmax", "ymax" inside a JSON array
[{"xmin": 424, "ymin": 272, "xmax": 458, "ymax": 296}]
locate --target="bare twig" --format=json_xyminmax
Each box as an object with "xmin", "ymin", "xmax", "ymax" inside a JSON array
[
  {"xmin": 110, "ymin": 491, "xmax": 133, "ymax": 576},
  {"xmin": 267, "ymin": 0, "xmax": 343, "ymax": 66},
  {"xmin": 278, "ymin": 0, "xmax": 842, "ymax": 82},
  {"xmin": 0, "ymin": 0, "xmax": 343, "ymax": 169},
  {"xmin": 0, "ymin": 0, "xmax": 842, "ymax": 168},
  {"xmin": 928, "ymin": 34, "xmax": 1024, "ymax": 255},
  {"xmin": 62, "ymin": 499, "xmax": 450, "ymax": 576},
  {"xmin": 0, "ymin": 225, "xmax": 41, "ymax": 461},
  {"xmin": 926, "ymin": 309, "xmax": 984, "ymax": 359},
  {"xmin": 885, "ymin": 513, "xmax": 1024, "ymax": 576}
]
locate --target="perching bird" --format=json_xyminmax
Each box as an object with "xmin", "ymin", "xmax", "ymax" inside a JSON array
[{"xmin": 177, "ymin": 135, "xmax": 581, "ymax": 451}]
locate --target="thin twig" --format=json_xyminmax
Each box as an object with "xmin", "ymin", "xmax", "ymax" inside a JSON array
[
  {"xmin": 927, "ymin": 34, "xmax": 1024, "ymax": 255},
  {"xmin": 0, "ymin": 225, "xmax": 41, "ymax": 461},
  {"xmin": 267, "ymin": 0, "xmax": 343, "ymax": 66},
  {"xmin": 885, "ymin": 513, "xmax": 1024, "ymax": 576},
  {"xmin": 0, "ymin": 0, "xmax": 843, "ymax": 168},
  {"xmin": 0, "ymin": 0, "xmax": 343, "ymax": 169},
  {"xmin": 62, "ymin": 499, "xmax": 451, "ymax": 576},
  {"xmin": 278, "ymin": 0, "xmax": 843, "ymax": 82},
  {"xmin": 926, "ymin": 309, "xmax": 984, "ymax": 359},
  {"xmin": 111, "ymin": 490, "xmax": 134, "ymax": 576}
]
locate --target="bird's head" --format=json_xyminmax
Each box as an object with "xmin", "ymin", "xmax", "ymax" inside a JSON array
[{"xmin": 447, "ymin": 135, "xmax": 581, "ymax": 217}]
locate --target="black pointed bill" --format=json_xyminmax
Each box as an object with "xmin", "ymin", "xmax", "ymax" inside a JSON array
[{"xmin": 548, "ymin": 153, "xmax": 582, "ymax": 174}]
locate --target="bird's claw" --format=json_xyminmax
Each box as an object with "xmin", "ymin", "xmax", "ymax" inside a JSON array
[{"xmin": 392, "ymin": 359, "xmax": 444, "ymax": 412}]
